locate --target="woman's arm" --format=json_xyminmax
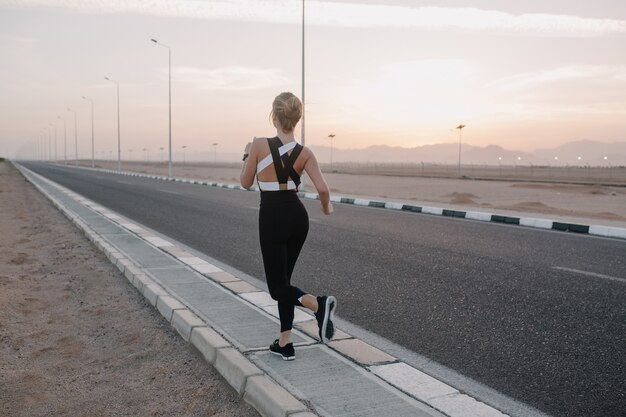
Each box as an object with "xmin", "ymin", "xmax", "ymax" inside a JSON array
[
  {"xmin": 303, "ymin": 150, "xmax": 333, "ymax": 215},
  {"xmin": 240, "ymin": 139, "xmax": 258, "ymax": 189}
]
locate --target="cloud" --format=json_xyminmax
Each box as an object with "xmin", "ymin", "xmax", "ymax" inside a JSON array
[
  {"xmin": 3, "ymin": 0, "xmax": 626, "ymax": 37},
  {"xmin": 10, "ymin": 35, "xmax": 40, "ymax": 43},
  {"xmin": 330, "ymin": 59, "xmax": 484, "ymax": 125},
  {"xmin": 490, "ymin": 65, "xmax": 626, "ymax": 91},
  {"xmin": 170, "ymin": 66, "xmax": 292, "ymax": 91}
]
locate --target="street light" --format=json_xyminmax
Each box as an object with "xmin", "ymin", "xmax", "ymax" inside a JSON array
[
  {"xmin": 300, "ymin": 0, "xmax": 306, "ymax": 189},
  {"xmin": 159, "ymin": 147, "xmax": 164, "ymax": 162},
  {"xmin": 143, "ymin": 148, "xmax": 149, "ymax": 161},
  {"xmin": 48, "ymin": 123, "xmax": 55, "ymax": 162},
  {"xmin": 327, "ymin": 134, "xmax": 336, "ymax": 170},
  {"xmin": 129, "ymin": 148, "xmax": 133, "ymax": 161},
  {"xmin": 151, "ymin": 38, "xmax": 172, "ymax": 178},
  {"xmin": 44, "ymin": 127, "xmax": 47, "ymax": 161},
  {"xmin": 212, "ymin": 142, "xmax": 218, "ymax": 165},
  {"xmin": 104, "ymin": 76, "xmax": 121, "ymax": 172},
  {"xmin": 67, "ymin": 107, "xmax": 78, "ymax": 166},
  {"xmin": 455, "ymin": 124, "xmax": 465, "ymax": 177},
  {"xmin": 57, "ymin": 116, "xmax": 66, "ymax": 164},
  {"xmin": 181, "ymin": 145, "xmax": 187, "ymax": 164},
  {"xmin": 41, "ymin": 129, "xmax": 47, "ymax": 161},
  {"xmin": 605, "ymin": 156, "xmax": 612, "ymax": 178},
  {"xmin": 82, "ymin": 96, "xmax": 95, "ymax": 168}
]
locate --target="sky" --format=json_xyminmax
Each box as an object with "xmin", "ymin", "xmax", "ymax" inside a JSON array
[{"xmin": 1, "ymin": 0, "xmax": 625, "ymax": 161}]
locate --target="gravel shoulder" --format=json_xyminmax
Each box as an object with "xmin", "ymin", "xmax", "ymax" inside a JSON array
[{"xmin": 0, "ymin": 160, "xmax": 259, "ymax": 416}]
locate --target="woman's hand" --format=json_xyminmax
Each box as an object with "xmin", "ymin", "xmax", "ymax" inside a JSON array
[{"xmin": 321, "ymin": 202, "xmax": 334, "ymax": 215}]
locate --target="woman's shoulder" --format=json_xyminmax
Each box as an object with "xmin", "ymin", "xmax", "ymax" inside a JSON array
[{"xmin": 300, "ymin": 144, "xmax": 313, "ymax": 156}]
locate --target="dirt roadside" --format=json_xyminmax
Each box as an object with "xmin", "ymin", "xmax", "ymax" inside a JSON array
[{"xmin": 0, "ymin": 161, "xmax": 259, "ymax": 416}]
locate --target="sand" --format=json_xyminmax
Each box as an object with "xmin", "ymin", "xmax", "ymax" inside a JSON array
[
  {"xmin": 87, "ymin": 160, "xmax": 626, "ymax": 228},
  {"xmin": 0, "ymin": 160, "xmax": 259, "ymax": 417}
]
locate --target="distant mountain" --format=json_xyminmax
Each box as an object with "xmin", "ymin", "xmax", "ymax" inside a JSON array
[
  {"xmin": 533, "ymin": 140, "xmax": 626, "ymax": 165},
  {"xmin": 182, "ymin": 139, "xmax": 625, "ymax": 165},
  {"xmin": 309, "ymin": 140, "xmax": 626, "ymax": 166}
]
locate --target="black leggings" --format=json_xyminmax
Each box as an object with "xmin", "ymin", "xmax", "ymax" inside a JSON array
[{"xmin": 259, "ymin": 191, "xmax": 309, "ymax": 332}]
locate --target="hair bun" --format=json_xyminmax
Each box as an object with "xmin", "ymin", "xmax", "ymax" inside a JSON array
[{"xmin": 272, "ymin": 92, "xmax": 302, "ymax": 133}]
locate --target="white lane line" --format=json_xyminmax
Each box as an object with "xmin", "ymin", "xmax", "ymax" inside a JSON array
[
  {"xmin": 157, "ymin": 189, "xmax": 181, "ymax": 195},
  {"xmin": 553, "ymin": 267, "xmax": 626, "ymax": 284}
]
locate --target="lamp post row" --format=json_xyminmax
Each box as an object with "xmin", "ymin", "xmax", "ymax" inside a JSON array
[
  {"xmin": 38, "ymin": 0, "xmax": 308, "ymax": 171},
  {"xmin": 37, "ymin": 0, "xmax": 308, "ymax": 170},
  {"xmin": 38, "ymin": 38, "xmax": 170, "ymax": 174}
]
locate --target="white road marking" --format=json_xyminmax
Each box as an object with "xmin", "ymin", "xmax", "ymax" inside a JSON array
[
  {"xmin": 157, "ymin": 189, "xmax": 181, "ymax": 195},
  {"xmin": 553, "ymin": 266, "xmax": 626, "ymax": 284}
]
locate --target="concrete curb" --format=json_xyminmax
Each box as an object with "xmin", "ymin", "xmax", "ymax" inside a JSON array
[
  {"xmin": 244, "ymin": 375, "xmax": 308, "ymax": 417},
  {"xmin": 56, "ymin": 162, "xmax": 626, "ymax": 241}
]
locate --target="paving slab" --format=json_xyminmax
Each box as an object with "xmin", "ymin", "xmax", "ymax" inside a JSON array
[
  {"xmin": 329, "ymin": 338, "xmax": 396, "ymax": 366},
  {"xmin": 254, "ymin": 346, "xmax": 444, "ymax": 417},
  {"xmin": 163, "ymin": 282, "xmax": 307, "ymax": 350},
  {"xmin": 106, "ymin": 233, "xmax": 179, "ymax": 268},
  {"xmin": 161, "ymin": 246, "xmax": 193, "ymax": 257},
  {"xmin": 370, "ymin": 362, "xmax": 458, "ymax": 403},
  {"xmin": 55, "ymin": 200, "xmax": 98, "ymax": 218},
  {"xmin": 296, "ymin": 319, "xmax": 352, "ymax": 341},
  {"xmin": 79, "ymin": 216, "xmax": 126, "ymax": 235},
  {"xmin": 430, "ymin": 394, "xmax": 508, "ymax": 417},
  {"xmin": 146, "ymin": 266, "xmax": 208, "ymax": 286},
  {"xmin": 206, "ymin": 271, "xmax": 240, "ymax": 283},
  {"xmin": 222, "ymin": 281, "xmax": 261, "ymax": 294}
]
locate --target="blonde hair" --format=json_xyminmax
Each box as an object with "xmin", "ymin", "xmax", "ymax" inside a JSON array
[{"xmin": 271, "ymin": 92, "xmax": 302, "ymax": 133}]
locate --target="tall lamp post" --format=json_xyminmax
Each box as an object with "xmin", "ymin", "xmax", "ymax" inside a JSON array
[
  {"xmin": 181, "ymin": 145, "xmax": 187, "ymax": 165},
  {"xmin": 67, "ymin": 107, "xmax": 78, "ymax": 166},
  {"xmin": 44, "ymin": 128, "xmax": 49, "ymax": 161},
  {"xmin": 327, "ymin": 134, "xmax": 336, "ymax": 171},
  {"xmin": 104, "ymin": 76, "xmax": 121, "ymax": 172},
  {"xmin": 300, "ymin": 0, "xmax": 306, "ymax": 189},
  {"xmin": 455, "ymin": 124, "xmax": 465, "ymax": 177},
  {"xmin": 82, "ymin": 96, "xmax": 95, "ymax": 168},
  {"xmin": 48, "ymin": 123, "xmax": 55, "ymax": 162},
  {"xmin": 150, "ymin": 38, "xmax": 172, "ymax": 178},
  {"xmin": 57, "ymin": 116, "xmax": 66, "ymax": 164},
  {"xmin": 212, "ymin": 142, "xmax": 218, "ymax": 165}
]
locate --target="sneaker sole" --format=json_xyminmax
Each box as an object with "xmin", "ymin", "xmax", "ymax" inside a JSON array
[
  {"xmin": 270, "ymin": 350, "xmax": 295, "ymax": 361},
  {"xmin": 321, "ymin": 296, "xmax": 336, "ymax": 344}
]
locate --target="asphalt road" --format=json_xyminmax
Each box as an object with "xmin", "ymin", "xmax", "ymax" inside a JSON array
[{"xmin": 24, "ymin": 162, "xmax": 626, "ymax": 417}]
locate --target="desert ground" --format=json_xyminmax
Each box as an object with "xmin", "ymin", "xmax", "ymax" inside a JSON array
[
  {"xmin": 83, "ymin": 160, "xmax": 626, "ymax": 228},
  {"xmin": 0, "ymin": 160, "xmax": 259, "ymax": 416}
]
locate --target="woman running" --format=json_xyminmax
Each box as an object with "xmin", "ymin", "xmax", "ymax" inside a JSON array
[{"xmin": 240, "ymin": 92, "xmax": 336, "ymax": 361}]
